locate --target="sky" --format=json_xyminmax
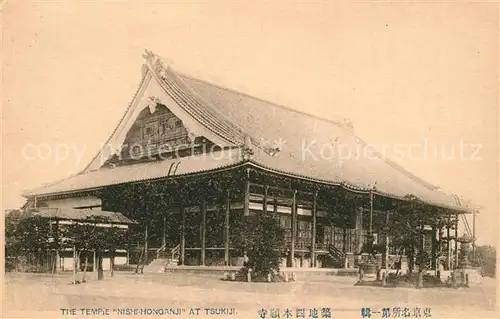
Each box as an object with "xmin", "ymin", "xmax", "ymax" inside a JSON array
[{"xmin": 2, "ymin": 1, "xmax": 498, "ymax": 245}]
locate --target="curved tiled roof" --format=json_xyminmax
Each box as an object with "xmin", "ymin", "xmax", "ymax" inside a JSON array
[
  {"xmin": 247, "ymin": 148, "xmax": 470, "ymax": 212},
  {"xmin": 159, "ymin": 67, "xmax": 246, "ymax": 146},
  {"xmin": 178, "ymin": 73, "xmax": 440, "ymax": 190},
  {"xmin": 28, "ymin": 207, "xmax": 135, "ymax": 224},
  {"xmin": 23, "ymin": 149, "xmax": 245, "ymax": 197},
  {"xmin": 174, "ymin": 70, "xmax": 474, "ymax": 213},
  {"xmin": 23, "ymin": 51, "xmax": 476, "ymax": 213}
]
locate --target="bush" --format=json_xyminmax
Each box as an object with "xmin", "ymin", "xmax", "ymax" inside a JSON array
[
  {"xmin": 222, "ymin": 268, "xmax": 294, "ymax": 283},
  {"xmin": 422, "ymin": 274, "xmax": 443, "ymax": 285},
  {"xmin": 237, "ymin": 213, "xmax": 285, "ymax": 278},
  {"xmin": 384, "ymin": 272, "xmax": 445, "ymax": 288}
]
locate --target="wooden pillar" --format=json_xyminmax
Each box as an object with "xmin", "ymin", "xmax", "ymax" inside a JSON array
[
  {"xmin": 162, "ymin": 216, "xmax": 167, "ymax": 248},
  {"xmin": 55, "ymin": 220, "xmax": 61, "ymax": 273},
  {"xmin": 72, "ymin": 245, "xmax": 77, "ymax": 283},
  {"xmin": 144, "ymin": 224, "xmax": 148, "ymax": 264},
  {"xmin": 358, "ymin": 209, "xmax": 364, "ymax": 253},
  {"xmin": 454, "ymin": 214, "xmax": 459, "ymax": 269},
  {"xmin": 472, "ymin": 211, "xmax": 476, "ymax": 262},
  {"xmin": 200, "ymin": 200, "xmax": 207, "ymax": 266},
  {"xmin": 384, "ymin": 212, "xmax": 389, "ymax": 269},
  {"xmin": 435, "ymin": 226, "xmax": 440, "ymax": 276},
  {"xmin": 273, "ymin": 196, "xmax": 278, "ymax": 214},
  {"xmin": 76, "ymin": 251, "xmax": 81, "ymax": 271},
  {"xmin": 331, "ymin": 225, "xmax": 335, "ymax": 247},
  {"xmin": 369, "ymin": 191, "xmax": 374, "ymax": 236},
  {"xmin": 446, "ymin": 215, "xmax": 451, "ymax": 270},
  {"xmin": 263, "ymin": 186, "xmax": 268, "ymax": 214},
  {"xmin": 97, "ymin": 254, "xmax": 103, "ymax": 280},
  {"xmin": 420, "ymin": 224, "xmax": 425, "ymax": 253},
  {"xmin": 431, "ymin": 225, "xmax": 437, "ymax": 271},
  {"xmin": 180, "ymin": 202, "xmax": 185, "ymax": 265},
  {"xmin": 224, "ymin": 190, "xmax": 231, "ymax": 266},
  {"xmin": 290, "ymin": 190, "xmax": 297, "ymax": 267},
  {"xmin": 311, "ymin": 192, "xmax": 317, "ymax": 268},
  {"xmin": 243, "ymin": 169, "xmax": 250, "ymax": 216},
  {"xmin": 342, "ymin": 228, "xmax": 347, "ymax": 254},
  {"xmin": 93, "ymin": 251, "xmax": 97, "ymax": 272}
]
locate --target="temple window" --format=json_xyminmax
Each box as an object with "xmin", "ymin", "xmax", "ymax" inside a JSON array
[
  {"xmin": 143, "ymin": 125, "xmax": 155, "ymax": 139},
  {"xmin": 279, "ymin": 215, "xmax": 291, "ymax": 228}
]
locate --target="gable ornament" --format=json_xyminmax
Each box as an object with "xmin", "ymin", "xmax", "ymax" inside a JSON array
[
  {"xmin": 187, "ymin": 132, "xmax": 197, "ymax": 144},
  {"xmin": 242, "ymin": 134, "xmax": 254, "ymax": 160},
  {"xmin": 142, "ymin": 49, "xmax": 167, "ymax": 79},
  {"xmin": 142, "ymin": 49, "xmax": 155, "ymax": 65},
  {"xmin": 147, "ymin": 96, "xmax": 161, "ymax": 114},
  {"xmin": 155, "ymin": 58, "xmax": 167, "ymax": 78}
]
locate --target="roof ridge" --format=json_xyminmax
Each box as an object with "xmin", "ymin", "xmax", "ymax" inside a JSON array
[
  {"xmin": 164, "ymin": 67, "xmax": 246, "ymax": 144},
  {"xmin": 167, "ymin": 68, "xmax": 272, "ymax": 153}
]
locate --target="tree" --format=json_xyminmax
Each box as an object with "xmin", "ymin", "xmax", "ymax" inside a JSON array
[
  {"xmin": 107, "ymin": 226, "xmax": 127, "ymax": 277},
  {"xmin": 101, "ymin": 183, "xmax": 151, "ymax": 273},
  {"xmin": 320, "ymin": 188, "xmax": 364, "ymax": 259},
  {"xmin": 324, "ymin": 190, "xmax": 362, "ymax": 231},
  {"xmin": 229, "ymin": 212, "xmax": 247, "ymax": 256},
  {"xmin": 470, "ymin": 245, "xmax": 496, "ymax": 278},
  {"xmin": 101, "ymin": 182, "xmax": 178, "ymax": 272},
  {"xmin": 5, "ymin": 210, "xmax": 29, "ymax": 259},
  {"xmin": 65, "ymin": 216, "xmax": 128, "ymax": 281},
  {"xmin": 239, "ymin": 212, "xmax": 285, "ymax": 278},
  {"xmin": 13, "ymin": 214, "xmax": 57, "ymax": 272},
  {"xmin": 387, "ymin": 195, "xmax": 451, "ymax": 276}
]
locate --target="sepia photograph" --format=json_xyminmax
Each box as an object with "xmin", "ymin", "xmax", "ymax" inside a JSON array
[{"xmin": 2, "ymin": 1, "xmax": 498, "ymax": 318}]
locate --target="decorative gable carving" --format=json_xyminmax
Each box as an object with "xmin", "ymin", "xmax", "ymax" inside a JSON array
[
  {"xmin": 105, "ymin": 103, "xmax": 215, "ymax": 165},
  {"xmin": 84, "ymin": 51, "xmax": 238, "ymax": 172}
]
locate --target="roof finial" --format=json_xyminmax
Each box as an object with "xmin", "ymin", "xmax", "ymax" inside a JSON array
[
  {"xmin": 142, "ymin": 49, "xmax": 168, "ymax": 79},
  {"xmin": 142, "ymin": 49, "xmax": 156, "ymax": 65}
]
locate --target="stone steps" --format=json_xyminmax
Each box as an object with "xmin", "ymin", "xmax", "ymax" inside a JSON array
[
  {"xmin": 168, "ymin": 259, "xmax": 179, "ymax": 266},
  {"xmin": 143, "ymin": 258, "xmax": 179, "ymax": 273},
  {"xmin": 143, "ymin": 258, "xmax": 167, "ymax": 273}
]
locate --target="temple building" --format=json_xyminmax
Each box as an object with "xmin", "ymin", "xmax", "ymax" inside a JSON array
[{"xmin": 22, "ymin": 50, "xmax": 477, "ymax": 271}]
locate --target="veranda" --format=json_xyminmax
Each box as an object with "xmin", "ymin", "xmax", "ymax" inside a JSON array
[{"xmin": 96, "ymin": 163, "xmax": 470, "ymax": 271}]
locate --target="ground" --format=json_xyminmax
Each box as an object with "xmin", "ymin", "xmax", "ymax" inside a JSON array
[{"xmin": 2, "ymin": 271, "xmax": 497, "ymax": 319}]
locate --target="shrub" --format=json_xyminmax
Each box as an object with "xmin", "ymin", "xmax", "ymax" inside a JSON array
[
  {"xmin": 240, "ymin": 213, "xmax": 285, "ymax": 278},
  {"xmin": 422, "ymin": 274, "xmax": 443, "ymax": 285}
]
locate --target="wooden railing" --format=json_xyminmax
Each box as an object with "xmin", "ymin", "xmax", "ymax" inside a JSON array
[
  {"xmin": 328, "ymin": 244, "xmax": 346, "ymax": 267},
  {"xmin": 170, "ymin": 244, "xmax": 180, "ymax": 261},
  {"xmin": 156, "ymin": 244, "xmax": 167, "ymax": 260},
  {"xmin": 154, "ymin": 244, "xmax": 180, "ymax": 262}
]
